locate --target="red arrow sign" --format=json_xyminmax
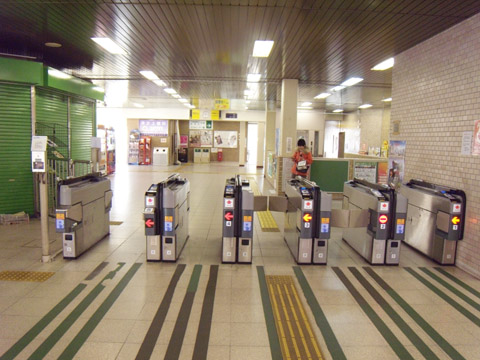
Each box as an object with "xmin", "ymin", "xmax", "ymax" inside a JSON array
[
  {"xmin": 224, "ymin": 212, "xmax": 234, "ymax": 221},
  {"xmin": 145, "ymin": 219, "xmax": 155, "ymax": 228}
]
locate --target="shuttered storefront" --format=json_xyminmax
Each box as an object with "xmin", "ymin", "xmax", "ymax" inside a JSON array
[
  {"xmin": 71, "ymin": 98, "xmax": 95, "ymax": 161},
  {"xmin": 0, "ymin": 83, "xmax": 34, "ymax": 214}
]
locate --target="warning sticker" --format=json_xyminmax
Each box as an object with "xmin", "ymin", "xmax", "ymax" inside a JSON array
[
  {"xmin": 396, "ymin": 224, "xmax": 404, "ymax": 234},
  {"xmin": 243, "ymin": 222, "xmax": 252, "ymax": 231},
  {"xmin": 165, "ymin": 222, "xmax": 173, "ymax": 232},
  {"xmin": 165, "ymin": 216, "xmax": 173, "ymax": 222},
  {"xmin": 321, "ymin": 218, "xmax": 330, "ymax": 224},
  {"xmin": 397, "ymin": 218, "xmax": 405, "ymax": 225},
  {"xmin": 304, "ymin": 201, "xmax": 313, "ymax": 210},
  {"xmin": 56, "ymin": 219, "xmax": 64, "ymax": 229},
  {"xmin": 56, "ymin": 213, "xmax": 65, "ymax": 220},
  {"xmin": 244, "ymin": 216, "xmax": 252, "ymax": 222},
  {"xmin": 453, "ymin": 204, "xmax": 461, "ymax": 213},
  {"xmin": 225, "ymin": 199, "xmax": 234, "ymax": 208},
  {"xmin": 321, "ymin": 224, "xmax": 329, "ymax": 233}
]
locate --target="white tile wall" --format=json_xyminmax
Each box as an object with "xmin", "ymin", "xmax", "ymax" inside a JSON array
[{"xmin": 391, "ymin": 13, "xmax": 480, "ymax": 277}]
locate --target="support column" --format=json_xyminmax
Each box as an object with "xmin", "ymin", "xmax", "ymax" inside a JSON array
[
  {"xmin": 256, "ymin": 122, "xmax": 265, "ymax": 168},
  {"xmin": 239, "ymin": 121, "xmax": 246, "ymax": 166},
  {"xmin": 276, "ymin": 79, "xmax": 298, "ymax": 193},
  {"xmin": 264, "ymin": 109, "xmax": 276, "ymax": 186}
]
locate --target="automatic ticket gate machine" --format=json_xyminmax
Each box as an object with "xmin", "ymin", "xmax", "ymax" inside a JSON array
[
  {"xmin": 398, "ymin": 179, "xmax": 466, "ymax": 264},
  {"xmin": 342, "ymin": 179, "xmax": 407, "ymax": 265},
  {"xmin": 284, "ymin": 177, "xmax": 332, "ymax": 264},
  {"xmin": 144, "ymin": 173, "xmax": 190, "ymax": 262},
  {"xmin": 56, "ymin": 173, "xmax": 113, "ymax": 258},
  {"xmin": 221, "ymin": 175, "xmax": 254, "ymax": 264}
]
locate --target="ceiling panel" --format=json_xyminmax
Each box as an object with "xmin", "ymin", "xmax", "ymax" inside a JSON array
[{"xmin": 1, "ymin": 0, "xmax": 480, "ymax": 111}]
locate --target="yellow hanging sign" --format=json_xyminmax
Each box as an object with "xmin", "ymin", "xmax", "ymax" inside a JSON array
[
  {"xmin": 191, "ymin": 109, "xmax": 200, "ymax": 119},
  {"xmin": 211, "ymin": 110, "xmax": 220, "ymax": 120},
  {"xmin": 214, "ymin": 98, "xmax": 230, "ymax": 110}
]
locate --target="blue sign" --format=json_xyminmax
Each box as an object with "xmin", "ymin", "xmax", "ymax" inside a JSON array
[
  {"xmin": 165, "ymin": 222, "xmax": 173, "ymax": 232},
  {"xmin": 321, "ymin": 224, "xmax": 329, "ymax": 233},
  {"xmin": 243, "ymin": 221, "xmax": 252, "ymax": 231},
  {"xmin": 56, "ymin": 219, "xmax": 64, "ymax": 230},
  {"xmin": 396, "ymin": 224, "xmax": 404, "ymax": 234}
]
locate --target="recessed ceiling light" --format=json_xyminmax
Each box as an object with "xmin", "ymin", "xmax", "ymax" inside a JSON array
[
  {"xmin": 133, "ymin": 103, "xmax": 144, "ymax": 108},
  {"xmin": 164, "ymin": 88, "xmax": 177, "ymax": 94},
  {"xmin": 178, "ymin": 99, "xmax": 188, "ymax": 103},
  {"xmin": 253, "ymin": 40, "xmax": 274, "ymax": 57},
  {"xmin": 332, "ymin": 85, "xmax": 346, "ymax": 92},
  {"xmin": 341, "ymin": 77, "xmax": 363, "ymax": 87},
  {"xmin": 382, "ymin": 97, "xmax": 392, "ymax": 102},
  {"xmin": 247, "ymin": 73, "xmax": 261, "ymax": 82},
  {"xmin": 139, "ymin": 70, "xmax": 159, "ymax": 80},
  {"xmin": 372, "ymin": 57, "xmax": 394, "ymax": 71},
  {"xmin": 45, "ymin": 42, "xmax": 62, "ymax": 48},
  {"xmin": 333, "ymin": 109, "xmax": 343, "ymax": 113},
  {"xmin": 314, "ymin": 93, "xmax": 331, "ymax": 99},
  {"xmin": 92, "ymin": 86, "xmax": 104, "ymax": 92},
  {"xmin": 171, "ymin": 94, "xmax": 181, "ymax": 98},
  {"xmin": 301, "ymin": 102, "xmax": 312, "ymax": 107},
  {"xmin": 91, "ymin": 37, "xmax": 126, "ymax": 55},
  {"xmin": 297, "ymin": 106, "xmax": 313, "ymax": 110},
  {"xmin": 153, "ymin": 79, "xmax": 166, "ymax": 87},
  {"xmin": 358, "ymin": 104, "xmax": 373, "ymax": 109},
  {"xmin": 48, "ymin": 69, "xmax": 71, "ymax": 79}
]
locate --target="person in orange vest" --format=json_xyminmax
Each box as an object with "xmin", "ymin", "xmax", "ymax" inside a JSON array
[{"xmin": 291, "ymin": 138, "xmax": 313, "ymax": 178}]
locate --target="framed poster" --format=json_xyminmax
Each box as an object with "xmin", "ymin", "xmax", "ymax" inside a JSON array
[
  {"xmin": 189, "ymin": 130, "xmax": 213, "ymax": 147},
  {"xmin": 214, "ymin": 131, "xmax": 237, "ymax": 148}
]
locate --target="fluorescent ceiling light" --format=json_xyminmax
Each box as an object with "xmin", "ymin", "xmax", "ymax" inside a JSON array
[
  {"xmin": 332, "ymin": 85, "xmax": 345, "ymax": 92},
  {"xmin": 92, "ymin": 86, "xmax": 104, "ymax": 92},
  {"xmin": 253, "ymin": 40, "xmax": 274, "ymax": 57},
  {"xmin": 314, "ymin": 93, "xmax": 331, "ymax": 99},
  {"xmin": 91, "ymin": 37, "xmax": 126, "ymax": 55},
  {"xmin": 178, "ymin": 98, "xmax": 188, "ymax": 103},
  {"xmin": 185, "ymin": 104, "xmax": 195, "ymax": 108},
  {"xmin": 301, "ymin": 102, "xmax": 312, "ymax": 107},
  {"xmin": 297, "ymin": 106, "xmax": 313, "ymax": 110},
  {"xmin": 372, "ymin": 57, "xmax": 394, "ymax": 71},
  {"xmin": 358, "ymin": 104, "xmax": 373, "ymax": 109},
  {"xmin": 133, "ymin": 103, "xmax": 144, "ymax": 108},
  {"xmin": 164, "ymin": 88, "xmax": 177, "ymax": 94},
  {"xmin": 247, "ymin": 73, "xmax": 261, "ymax": 82},
  {"xmin": 244, "ymin": 89, "xmax": 252, "ymax": 96},
  {"xmin": 172, "ymin": 94, "xmax": 181, "ymax": 98},
  {"xmin": 341, "ymin": 77, "xmax": 363, "ymax": 87},
  {"xmin": 48, "ymin": 69, "xmax": 71, "ymax": 79},
  {"xmin": 333, "ymin": 109, "xmax": 343, "ymax": 113},
  {"xmin": 139, "ymin": 70, "xmax": 159, "ymax": 80},
  {"xmin": 382, "ymin": 97, "xmax": 392, "ymax": 102},
  {"xmin": 153, "ymin": 79, "xmax": 166, "ymax": 87}
]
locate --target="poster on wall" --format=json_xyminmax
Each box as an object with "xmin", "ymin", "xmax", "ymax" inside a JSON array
[
  {"xmin": 354, "ymin": 162, "xmax": 377, "ymax": 183},
  {"xmin": 139, "ymin": 120, "xmax": 168, "ymax": 136},
  {"xmin": 377, "ymin": 162, "xmax": 389, "ymax": 184},
  {"xmin": 180, "ymin": 135, "xmax": 188, "ymax": 148},
  {"xmin": 472, "ymin": 120, "xmax": 480, "ymax": 155},
  {"xmin": 388, "ymin": 140, "xmax": 406, "ymax": 187},
  {"xmin": 189, "ymin": 130, "xmax": 212, "ymax": 147},
  {"xmin": 189, "ymin": 120, "xmax": 212, "ymax": 130},
  {"xmin": 213, "ymin": 131, "xmax": 237, "ymax": 148}
]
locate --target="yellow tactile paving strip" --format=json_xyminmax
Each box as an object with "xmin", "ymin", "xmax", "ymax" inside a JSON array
[
  {"xmin": 0, "ymin": 271, "xmax": 55, "ymax": 282},
  {"xmin": 248, "ymin": 178, "xmax": 280, "ymax": 232},
  {"xmin": 266, "ymin": 275, "xmax": 323, "ymax": 360}
]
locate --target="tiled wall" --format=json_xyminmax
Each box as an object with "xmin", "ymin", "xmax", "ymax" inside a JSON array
[{"xmin": 391, "ymin": 13, "xmax": 480, "ymax": 277}]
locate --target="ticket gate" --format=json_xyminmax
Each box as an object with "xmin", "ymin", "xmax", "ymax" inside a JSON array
[
  {"xmin": 144, "ymin": 173, "xmax": 190, "ymax": 262},
  {"xmin": 398, "ymin": 179, "xmax": 466, "ymax": 264},
  {"xmin": 221, "ymin": 175, "xmax": 254, "ymax": 264},
  {"xmin": 56, "ymin": 173, "xmax": 113, "ymax": 259},
  {"xmin": 342, "ymin": 179, "xmax": 407, "ymax": 265},
  {"xmin": 284, "ymin": 177, "xmax": 332, "ymax": 264}
]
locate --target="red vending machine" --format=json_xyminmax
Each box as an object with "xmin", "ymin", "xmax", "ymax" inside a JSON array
[{"xmin": 139, "ymin": 136, "xmax": 152, "ymax": 165}]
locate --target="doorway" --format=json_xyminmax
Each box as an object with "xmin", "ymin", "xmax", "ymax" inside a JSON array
[{"xmin": 247, "ymin": 123, "xmax": 258, "ymax": 165}]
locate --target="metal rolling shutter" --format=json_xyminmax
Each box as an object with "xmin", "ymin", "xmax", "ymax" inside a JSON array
[
  {"xmin": 0, "ymin": 83, "xmax": 34, "ymax": 215},
  {"xmin": 70, "ymin": 98, "xmax": 94, "ymax": 161}
]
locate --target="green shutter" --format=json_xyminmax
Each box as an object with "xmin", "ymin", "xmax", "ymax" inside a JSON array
[
  {"xmin": 70, "ymin": 98, "xmax": 94, "ymax": 161},
  {"xmin": 35, "ymin": 88, "xmax": 69, "ymax": 159},
  {"xmin": 0, "ymin": 83, "xmax": 34, "ymax": 215}
]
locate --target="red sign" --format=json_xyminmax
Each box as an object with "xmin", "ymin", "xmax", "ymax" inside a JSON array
[
  {"xmin": 224, "ymin": 212, "xmax": 234, "ymax": 221},
  {"xmin": 379, "ymin": 215, "xmax": 388, "ymax": 224},
  {"xmin": 303, "ymin": 213, "xmax": 312, "ymax": 222},
  {"xmin": 145, "ymin": 219, "xmax": 155, "ymax": 228},
  {"xmin": 452, "ymin": 216, "xmax": 460, "ymax": 225}
]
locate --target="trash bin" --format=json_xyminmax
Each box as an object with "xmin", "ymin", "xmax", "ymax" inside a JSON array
[{"xmin": 217, "ymin": 149, "xmax": 223, "ymax": 162}]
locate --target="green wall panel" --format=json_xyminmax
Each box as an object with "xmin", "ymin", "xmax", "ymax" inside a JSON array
[
  {"xmin": 310, "ymin": 160, "xmax": 349, "ymax": 192},
  {"xmin": 0, "ymin": 83, "xmax": 34, "ymax": 215}
]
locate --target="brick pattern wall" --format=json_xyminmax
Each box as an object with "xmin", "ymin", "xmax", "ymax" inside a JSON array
[{"xmin": 391, "ymin": 13, "xmax": 480, "ymax": 277}]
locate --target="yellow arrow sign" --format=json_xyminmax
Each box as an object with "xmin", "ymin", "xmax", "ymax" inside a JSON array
[{"xmin": 452, "ymin": 216, "xmax": 460, "ymax": 225}]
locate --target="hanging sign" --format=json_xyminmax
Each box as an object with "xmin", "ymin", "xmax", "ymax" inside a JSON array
[
  {"xmin": 214, "ymin": 98, "xmax": 230, "ymax": 110},
  {"xmin": 189, "ymin": 120, "xmax": 212, "ymax": 130},
  {"xmin": 191, "ymin": 109, "xmax": 201, "ymax": 120},
  {"xmin": 211, "ymin": 110, "xmax": 220, "ymax": 120},
  {"xmin": 139, "ymin": 120, "xmax": 168, "ymax": 136}
]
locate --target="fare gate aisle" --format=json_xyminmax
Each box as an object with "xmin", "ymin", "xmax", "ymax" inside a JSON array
[{"xmin": 0, "ymin": 163, "xmax": 479, "ymax": 359}]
